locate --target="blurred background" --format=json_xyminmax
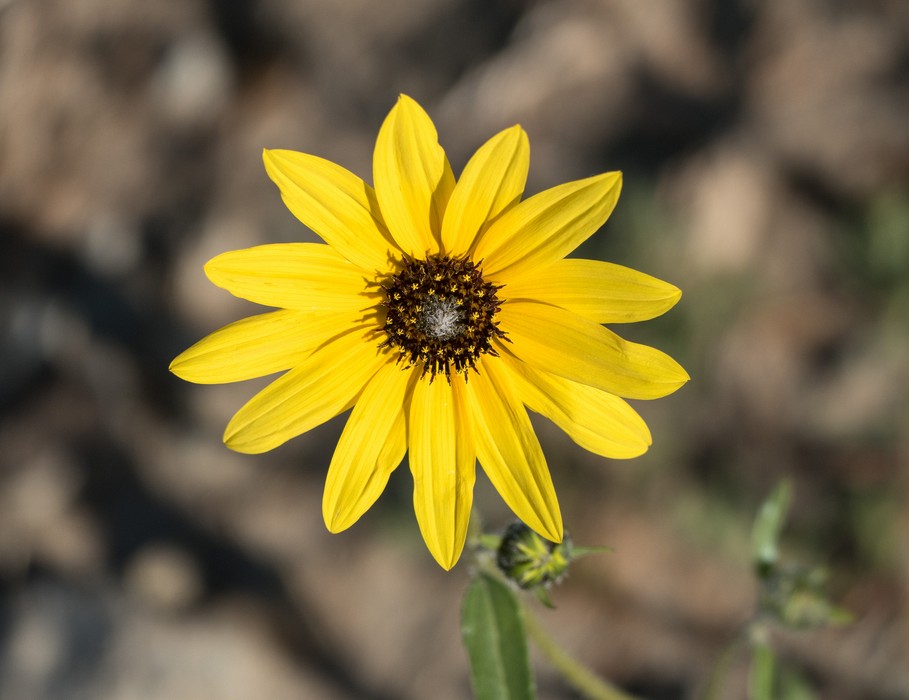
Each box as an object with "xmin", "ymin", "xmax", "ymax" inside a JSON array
[{"xmin": 1, "ymin": 0, "xmax": 908, "ymax": 698}]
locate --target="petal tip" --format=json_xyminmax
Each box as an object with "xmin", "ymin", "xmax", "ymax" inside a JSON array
[
  {"xmin": 427, "ymin": 544, "xmax": 461, "ymax": 571},
  {"xmin": 591, "ymin": 170, "xmax": 622, "ymax": 197},
  {"xmin": 168, "ymin": 351, "xmax": 201, "ymax": 382},
  {"xmin": 168, "ymin": 356, "xmax": 188, "ymax": 379},
  {"xmin": 654, "ymin": 354, "xmax": 691, "ymax": 395},
  {"xmin": 262, "ymin": 148, "xmax": 288, "ymax": 181},
  {"xmin": 543, "ymin": 521, "xmax": 564, "ymax": 544},
  {"xmin": 662, "ymin": 362, "xmax": 691, "ymax": 393},
  {"xmin": 601, "ymin": 169, "xmax": 623, "ymax": 191},
  {"xmin": 202, "ymin": 254, "xmax": 225, "ymax": 284},
  {"xmin": 222, "ymin": 423, "xmax": 265, "ymax": 455},
  {"xmin": 323, "ymin": 509, "xmax": 350, "ymax": 534},
  {"xmin": 262, "ymin": 147, "xmax": 281, "ymax": 171},
  {"xmin": 619, "ymin": 437, "xmax": 651, "ymax": 460}
]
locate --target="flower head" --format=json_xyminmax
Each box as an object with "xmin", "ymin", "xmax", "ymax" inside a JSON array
[{"xmin": 170, "ymin": 95, "xmax": 688, "ymax": 569}]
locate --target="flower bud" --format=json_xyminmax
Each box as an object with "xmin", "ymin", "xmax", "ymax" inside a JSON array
[{"xmin": 495, "ymin": 522, "xmax": 571, "ymax": 591}]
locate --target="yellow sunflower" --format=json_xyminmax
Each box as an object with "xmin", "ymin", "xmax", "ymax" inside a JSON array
[{"xmin": 170, "ymin": 95, "xmax": 688, "ymax": 569}]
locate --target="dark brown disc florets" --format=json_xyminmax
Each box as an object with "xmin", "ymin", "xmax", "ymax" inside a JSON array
[{"xmin": 380, "ymin": 254, "xmax": 506, "ymax": 380}]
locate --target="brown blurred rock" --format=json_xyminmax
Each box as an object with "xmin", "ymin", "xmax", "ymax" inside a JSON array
[
  {"xmin": 0, "ymin": 0, "xmax": 210, "ymax": 244},
  {"xmin": 747, "ymin": 0, "xmax": 909, "ymax": 197},
  {"xmin": 441, "ymin": 0, "xmax": 638, "ymax": 183},
  {"xmin": 124, "ymin": 543, "xmax": 203, "ymax": 611},
  {"xmin": 670, "ymin": 137, "xmax": 780, "ymax": 275}
]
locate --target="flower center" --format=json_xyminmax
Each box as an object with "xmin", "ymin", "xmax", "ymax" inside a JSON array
[
  {"xmin": 380, "ymin": 254, "xmax": 506, "ymax": 379},
  {"xmin": 418, "ymin": 297, "xmax": 464, "ymax": 341}
]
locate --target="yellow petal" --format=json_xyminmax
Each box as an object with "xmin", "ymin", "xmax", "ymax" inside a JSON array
[
  {"xmin": 204, "ymin": 243, "xmax": 377, "ymax": 312},
  {"xmin": 474, "ymin": 172, "xmax": 622, "ymax": 280},
  {"xmin": 500, "ymin": 353, "xmax": 652, "ymax": 459},
  {"xmin": 378, "ymin": 407, "xmax": 407, "ymax": 478},
  {"xmin": 323, "ymin": 361, "xmax": 413, "ymax": 532},
  {"xmin": 466, "ymin": 357, "xmax": 562, "ymax": 542},
  {"xmin": 409, "ymin": 373, "xmax": 475, "ymax": 569},
  {"xmin": 170, "ymin": 309, "xmax": 359, "ymax": 384},
  {"xmin": 373, "ymin": 95, "xmax": 455, "ymax": 257},
  {"xmin": 263, "ymin": 149, "xmax": 399, "ymax": 273},
  {"xmin": 441, "ymin": 125, "xmax": 529, "ymax": 255},
  {"xmin": 498, "ymin": 301, "xmax": 689, "ymax": 400},
  {"xmin": 502, "ymin": 258, "xmax": 682, "ymax": 324},
  {"xmin": 224, "ymin": 326, "xmax": 387, "ymax": 453}
]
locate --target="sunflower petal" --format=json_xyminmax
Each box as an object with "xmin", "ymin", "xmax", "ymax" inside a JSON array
[
  {"xmin": 466, "ymin": 358, "xmax": 562, "ymax": 542},
  {"xmin": 263, "ymin": 149, "xmax": 398, "ymax": 272},
  {"xmin": 441, "ymin": 125, "xmax": 529, "ymax": 255},
  {"xmin": 498, "ymin": 301, "xmax": 689, "ymax": 400},
  {"xmin": 323, "ymin": 361, "xmax": 413, "ymax": 532},
  {"xmin": 501, "ymin": 353, "xmax": 652, "ymax": 459},
  {"xmin": 170, "ymin": 309, "xmax": 359, "ymax": 384},
  {"xmin": 502, "ymin": 258, "xmax": 682, "ymax": 324},
  {"xmin": 373, "ymin": 95, "xmax": 454, "ymax": 257},
  {"xmin": 475, "ymin": 172, "xmax": 622, "ymax": 279},
  {"xmin": 378, "ymin": 407, "xmax": 407, "ymax": 476},
  {"xmin": 204, "ymin": 243, "xmax": 377, "ymax": 312},
  {"xmin": 409, "ymin": 373, "xmax": 475, "ymax": 569},
  {"xmin": 224, "ymin": 327, "xmax": 387, "ymax": 453}
]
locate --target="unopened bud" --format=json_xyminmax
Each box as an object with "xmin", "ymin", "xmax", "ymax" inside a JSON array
[{"xmin": 496, "ymin": 522, "xmax": 571, "ymax": 591}]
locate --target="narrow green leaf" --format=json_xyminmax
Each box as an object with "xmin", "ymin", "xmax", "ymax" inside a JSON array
[
  {"xmin": 461, "ymin": 574, "xmax": 535, "ymax": 700},
  {"xmin": 752, "ymin": 479, "xmax": 793, "ymax": 572}
]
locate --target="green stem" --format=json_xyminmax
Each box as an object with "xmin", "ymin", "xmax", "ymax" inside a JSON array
[{"xmin": 522, "ymin": 603, "xmax": 642, "ymax": 700}]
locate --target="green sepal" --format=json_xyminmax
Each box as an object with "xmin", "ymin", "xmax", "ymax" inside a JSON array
[
  {"xmin": 533, "ymin": 586, "xmax": 555, "ymax": 609},
  {"xmin": 479, "ymin": 534, "xmax": 503, "ymax": 551}
]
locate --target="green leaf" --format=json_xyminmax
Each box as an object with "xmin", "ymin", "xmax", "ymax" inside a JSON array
[
  {"xmin": 461, "ymin": 574, "xmax": 535, "ymax": 700},
  {"xmin": 752, "ymin": 479, "xmax": 793, "ymax": 573}
]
